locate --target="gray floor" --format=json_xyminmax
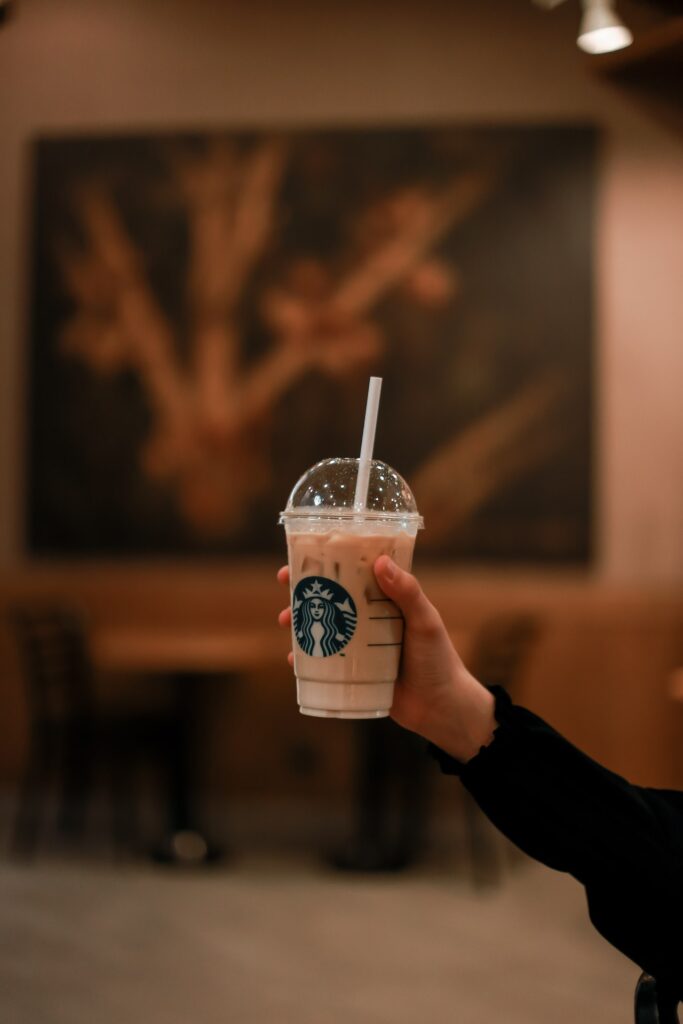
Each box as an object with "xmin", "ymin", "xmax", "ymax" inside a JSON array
[{"xmin": 0, "ymin": 808, "xmax": 637, "ymax": 1024}]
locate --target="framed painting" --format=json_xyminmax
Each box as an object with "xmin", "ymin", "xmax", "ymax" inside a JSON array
[{"xmin": 27, "ymin": 123, "xmax": 596, "ymax": 561}]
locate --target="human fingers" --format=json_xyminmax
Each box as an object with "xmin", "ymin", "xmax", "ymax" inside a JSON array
[
  {"xmin": 287, "ymin": 651, "xmax": 293, "ymax": 668},
  {"xmin": 277, "ymin": 565, "xmax": 290, "ymax": 586},
  {"xmin": 373, "ymin": 556, "xmax": 443, "ymax": 634},
  {"xmin": 278, "ymin": 607, "xmax": 292, "ymax": 628}
]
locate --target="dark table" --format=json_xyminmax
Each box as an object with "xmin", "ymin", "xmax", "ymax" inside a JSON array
[{"xmin": 93, "ymin": 624, "xmax": 286, "ymax": 863}]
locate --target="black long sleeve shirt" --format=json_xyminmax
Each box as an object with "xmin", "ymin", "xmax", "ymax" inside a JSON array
[{"xmin": 430, "ymin": 687, "xmax": 683, "ymax": 999}]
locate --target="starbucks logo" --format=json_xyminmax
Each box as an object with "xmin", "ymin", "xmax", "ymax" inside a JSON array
[{"xmin": 292, "ymin": 577, "xmax": 357, "ymax": 657}]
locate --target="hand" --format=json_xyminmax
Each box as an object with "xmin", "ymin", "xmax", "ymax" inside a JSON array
[
  {"xmin": 372, "ymin": 556, "xmax": 495, "ymax": 762},
  {"xmin": 276, "ymin": 559, "xmax": 495, "ymax": 763}
]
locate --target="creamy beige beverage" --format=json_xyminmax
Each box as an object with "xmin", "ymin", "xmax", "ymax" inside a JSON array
[
  {"xmin": 285, "ymin": 525, "xmax": 416, "ymax": 717},
  {"xmin": 280, "ymin": 457, "xmax": 423, "ymax": 719}
]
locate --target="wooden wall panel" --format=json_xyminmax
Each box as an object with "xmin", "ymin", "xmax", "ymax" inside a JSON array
[{"xmin": 0, "ymin": 564, "xmax": 681, "ymax": 797}]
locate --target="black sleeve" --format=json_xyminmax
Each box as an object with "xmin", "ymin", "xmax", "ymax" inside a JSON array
[{"xmin": 430, "ymin": 687, "xmax": 683, "ymax": 996}]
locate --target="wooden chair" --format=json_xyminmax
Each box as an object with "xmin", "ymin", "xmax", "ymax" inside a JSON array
[
  {"xmin": 10, "ymin": 605, "xmax": 182, "ymax": 858},
  {"xmin": 635, "ymin": 974, "xmax": 680, "ymax": 1024},
  {"xmin": 469, "ymin": 613, "xmax": 540, "ymax": 694}
]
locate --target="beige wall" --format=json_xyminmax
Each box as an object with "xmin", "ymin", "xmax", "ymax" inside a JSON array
[{"xmin": 1, "ymin": 0, "xmax": 682, "ymax": 582}]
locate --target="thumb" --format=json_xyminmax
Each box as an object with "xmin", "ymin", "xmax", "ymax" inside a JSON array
[{"xmin": 373, "ymin": 556, "xmax": 442, "ymax": 633}]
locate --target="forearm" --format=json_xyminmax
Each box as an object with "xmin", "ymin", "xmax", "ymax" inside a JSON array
[
  {"xmin": 431, "ymin": 687, "xmax": 683, "ymax": 989},
  {"xmin": 431, "ymin": 688, "xmax": 681, "ymax": 885}
]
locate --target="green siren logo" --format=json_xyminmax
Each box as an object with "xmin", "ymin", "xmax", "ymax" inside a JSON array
[{"xmin": 292, "ymin": 577, "xmax": 357, "ymax": 657}]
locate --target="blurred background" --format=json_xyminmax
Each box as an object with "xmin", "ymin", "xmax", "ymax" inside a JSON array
[{"xmin": 0, "ymin": 0, "xmax": 682, "ymax": 1021}]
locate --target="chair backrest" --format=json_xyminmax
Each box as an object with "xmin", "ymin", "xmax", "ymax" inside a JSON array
[
  {"xmin": 635, "ymin": 973, "xmax": 680, "ymax": 1024},
  {"xmin": 11, "ymin": 606, "xmax": 94, "ymax": 722},
  {"xmin": 468, "ymin": 613, "xmax": 540, "ymax": 695}
]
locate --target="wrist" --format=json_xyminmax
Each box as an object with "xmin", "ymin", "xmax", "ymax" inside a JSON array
[{"xmin": 420, "ymin": 672, "xmax": 496, "ymax": 763}]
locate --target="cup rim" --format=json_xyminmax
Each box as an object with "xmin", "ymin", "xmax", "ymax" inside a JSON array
[{"xmin": 279, "ymin": 508, "xmax": 424, "ymax": 527}]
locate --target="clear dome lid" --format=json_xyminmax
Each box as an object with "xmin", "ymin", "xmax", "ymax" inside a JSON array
[{"xmin": 279, "ymin": 458, "xmax": 423, "ymax": 525}]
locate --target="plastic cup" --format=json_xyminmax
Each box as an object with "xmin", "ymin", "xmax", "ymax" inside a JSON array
[{"xmin": 279, "ymin": 458, "xmax": 423, "ymax": 719}]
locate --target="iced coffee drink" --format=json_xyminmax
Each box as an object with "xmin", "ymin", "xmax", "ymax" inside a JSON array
[{"xmin": 280, "ymin": 458, "xmax": 423, "ymax": 718}]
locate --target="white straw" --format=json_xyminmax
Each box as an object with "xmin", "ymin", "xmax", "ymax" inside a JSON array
[{"xmin": 353, "ymin": 376, "xmax": 383, "ymax": 511}]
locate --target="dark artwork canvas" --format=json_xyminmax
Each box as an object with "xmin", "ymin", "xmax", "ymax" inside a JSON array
[{"xmin": 27, "ymin": 124, "xmax": 595, "ymax": 562}]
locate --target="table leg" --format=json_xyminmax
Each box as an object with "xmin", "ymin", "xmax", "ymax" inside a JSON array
[{"xmin": 153, "ymin": 671, "xmax": 225, "ymax": 866}]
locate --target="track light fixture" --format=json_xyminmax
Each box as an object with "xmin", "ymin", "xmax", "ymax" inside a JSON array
[
  {"xmin": 532, "ymin": 0, "xmax": 634, "ymax": 55},
  {"xmin": 577, "ymin": 0, "xmax": 633, "ymax": 54}
]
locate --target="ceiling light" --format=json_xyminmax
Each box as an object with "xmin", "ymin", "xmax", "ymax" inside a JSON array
[{"xmin": 577, "ymin": 0, "xmax": 633, "ymax": 54}]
